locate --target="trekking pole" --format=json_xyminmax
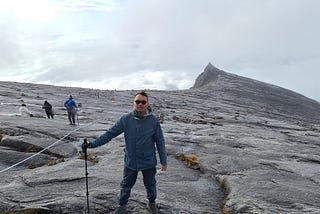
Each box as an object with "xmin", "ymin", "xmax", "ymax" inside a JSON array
[
  {"xmin": 82, "ymin": 139, "xmax": 90, "ymax": 214},
  {"xmin": 77, "ymin": 111, "xmax": 79, "ymax": 125},
  {"xmin": 76, "ymin": 107, "xmax": 79, "ymax": 125}
]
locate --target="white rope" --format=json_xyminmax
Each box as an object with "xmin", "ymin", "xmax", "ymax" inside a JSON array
[{"xmin": 0, "ymin": 122, "xmax": 94, "ymax": 174}]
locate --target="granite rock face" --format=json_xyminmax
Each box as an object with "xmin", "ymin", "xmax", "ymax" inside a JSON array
[
  {"xmin": 191, "ymin": 63, "xmax": 225, "ymax": 89},
  {"xmin": 0, "ymin": 64, "xmax": 320, "ymax": 213}
]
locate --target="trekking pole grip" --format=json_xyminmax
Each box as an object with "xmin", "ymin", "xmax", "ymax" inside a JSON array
[{"xmin": 82, "ymin": 138, "xmax": 88, "ymax": 153}]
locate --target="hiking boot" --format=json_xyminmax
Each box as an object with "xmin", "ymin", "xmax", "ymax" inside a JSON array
[
  {"xmin": 148, "ymin": 202, "xmax": 158, "ymax": 214},
  {"xmin": 114, "ymin": 205, "xmax": 127, "ymax": 214}
]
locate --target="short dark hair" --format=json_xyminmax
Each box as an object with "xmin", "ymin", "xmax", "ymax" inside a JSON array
[{"xmin": 134, "ymin": 91, "xmax": 148, "ymax": 100}]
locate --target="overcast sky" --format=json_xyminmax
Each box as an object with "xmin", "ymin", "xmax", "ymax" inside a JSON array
[{"xmin": 0, "ymin": 0, "xmax": 319, "ymax": 101}]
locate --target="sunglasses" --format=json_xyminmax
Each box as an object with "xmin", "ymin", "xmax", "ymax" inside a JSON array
[{"xmin": 134, "ymin": 100, "xmax": 147, "ymax": 105}]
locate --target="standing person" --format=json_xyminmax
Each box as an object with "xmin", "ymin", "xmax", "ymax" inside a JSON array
[
  {"xmin": 64, "ymin": 95, "xmax": 77, "ymax": 125},
  {"xmin": 42, "ymin": 100, "xmax": 54, "ymax": 119},
  {"xmin": 82, "ymin": 91, "xmax": 167, "ymax": 214},
  {"xmin": 19, "ymin": 103, "xmax": 33, "ymax": 117}
]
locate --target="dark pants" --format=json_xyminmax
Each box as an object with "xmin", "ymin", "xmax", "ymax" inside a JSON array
[
  {"xmin": 45, "ymin": 110, "xmax": 54, "ymax": 119},
  {"xmin": 119, "ymin": 166, "xmax": 157, "ymax": 206},
  {"xmin": 67, "ymin": 111, "xmax": 76, "ymax": 124}
]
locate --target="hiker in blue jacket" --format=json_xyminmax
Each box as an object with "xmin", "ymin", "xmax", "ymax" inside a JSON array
[
  {"xmin": 64, "ymin": 95, "xmax": 77, "ymax": 125},
  {"xmin": 82, "ymin": 91, "xmax": 167, "ymax": 214}
]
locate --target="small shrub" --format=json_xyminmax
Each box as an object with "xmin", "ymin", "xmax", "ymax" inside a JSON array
[
  {"xmin": 27, "ymin": 163, "xmax": 45, "ymax": 169},
  {"xmin": 47, "ymin": 158, "xmax": 65, "ymax": 166},
  {"xmin": 25, "ymin": 145, "xmax": 41, "ymax": 153},
  {"xmin": 222, "ymin": 206, "xmax": 231, "ymax": 214},
  {"xmin": 176, "ymin": 153, "xmax": 200, "ymax": 169},
  {"xmin": 78, "ymin": 153, "xmax": 99, "ymax": 164},
  {"xmin": 218, "ymin": 176, "xmax": 226, "ymax": 189}
]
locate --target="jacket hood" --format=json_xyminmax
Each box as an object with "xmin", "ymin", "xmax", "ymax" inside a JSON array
[{"xmin": 133, "ymin": 108, "xmax": 152, "ymax": 120}]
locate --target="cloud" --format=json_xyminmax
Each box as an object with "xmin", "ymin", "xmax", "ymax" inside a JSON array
[
  {"xmin": 0, "ymin": 0, "xmax": 320, "ymax": 101},
  {"xmin": 34, "ymin": 68, "xmax": 194, "ymax": 91},
  {"xmin": 58, "ymin": 0, "xmax": 117, "ymax": 12}
]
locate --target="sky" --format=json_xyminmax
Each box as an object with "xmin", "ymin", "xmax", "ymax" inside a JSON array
[{"xmin": 0, "ymin": 0, "xmax": 319, "ymax": 102}]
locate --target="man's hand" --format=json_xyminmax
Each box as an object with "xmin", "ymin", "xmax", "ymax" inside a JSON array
[
  {"xmin": 161, "ymin": 165, "xmax": 167, "ymax": 171},
  {"xmin": 81, "ymin": 140, "xmax": 91, "ymax": 153}
]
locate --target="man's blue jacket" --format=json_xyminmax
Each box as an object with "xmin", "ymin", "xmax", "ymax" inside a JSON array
[
  {"xmin": 64, "ymin": 99, "xmax": 77, "ymax": 113},
  {"xmin": 89, "ymin": 110, "xmax": 167, "ymax": 171}
]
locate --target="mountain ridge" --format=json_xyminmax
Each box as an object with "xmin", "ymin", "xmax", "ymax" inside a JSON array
[
  {"xmin": 191, "ymin": 63, "xmax": 320, "ymax": 125},
  {"xmin": 0, "ymin": 65, "xmax": 320, "ymax": 213}
]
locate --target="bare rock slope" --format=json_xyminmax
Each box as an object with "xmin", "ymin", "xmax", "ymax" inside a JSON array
[{"xmin": 0, "ymin": 63, "xmax": 320, "ymax": 213}]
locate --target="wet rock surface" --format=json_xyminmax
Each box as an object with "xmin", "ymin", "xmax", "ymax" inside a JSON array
[{"xmin": 1, "ymin": 64, "xmax": 320, "ymax": 213}]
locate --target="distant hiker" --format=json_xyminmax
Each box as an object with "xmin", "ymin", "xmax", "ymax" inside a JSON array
[
  {"xmin": 42, "ymin": 100, "xmax": 54, "ymax": 119},
  {"xmin": 82, "ymin": 91, "xmax": 167, "ymax": 214},
  {"xmin": 19, "ymin": 103, "xmax": 33, "ymax": 117},
  {"xmin": 64, "ymin": 95, "xmax": 77, "ymax": 125}
]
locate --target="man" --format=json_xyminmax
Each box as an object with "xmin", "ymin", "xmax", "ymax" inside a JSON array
[
  {"xmin": 64, "ymin": 95, "xmax": 77, "ymax": 125},
  {"xmin": 82, "ymin": 91, "xmax": 167, "ymax": 214}
]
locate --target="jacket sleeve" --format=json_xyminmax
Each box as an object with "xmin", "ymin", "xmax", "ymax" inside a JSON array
[
  {"xmin": 154, "ymin": 119, "xmax": 167, "ymax": 166},
  {"xmin": 90, "ymin": 117, "xmax": 124, "ymax": 148}
]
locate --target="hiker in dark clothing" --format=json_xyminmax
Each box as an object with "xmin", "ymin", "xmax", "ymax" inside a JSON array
[
  {"xmin": 42, "ymin": 100, "xmax": 54, "ymax": 119},
  {"xmin": 64, "ymin": 95, "xmax": 77, "ymax": 125}
]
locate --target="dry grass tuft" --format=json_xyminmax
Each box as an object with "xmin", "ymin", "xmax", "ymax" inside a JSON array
[
  {"xmin": 176, "ymin": 153, "xmax": 200, "ymax": 169},
  {"xmin": 78, "ymin": 153, "xmax": 99, "ymax": 164},
  {"xmin": 27, "ymin": 163, "xmax": 45, "ymax": 169},
  {"xmin": 47, "ymin": 158, "xmax": 65, "ymax": 166},
  {"xmin": 25, "ymin": 145, "xmax": 41, "ymax": 153},
  {"xmin": 217, "ymin": 176, "xmax": 232, "ymax": 214},
  {"xmin": 222, "ymin": 206, "xmax": 231, "ymax": 214},
  {"xmin": 218, "ymin": 176, "xmax": 226, "ymax": 189}
]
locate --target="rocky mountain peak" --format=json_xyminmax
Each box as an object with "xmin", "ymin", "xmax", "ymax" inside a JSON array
[{"xmin": 191, "ymin": 62, "xmax": 225, "ymax": 89}]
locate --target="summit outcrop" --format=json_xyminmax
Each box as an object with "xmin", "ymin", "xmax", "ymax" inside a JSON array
[{"xmin": 191, "ymin": 63, "xmax": 225, "ymax": 89}]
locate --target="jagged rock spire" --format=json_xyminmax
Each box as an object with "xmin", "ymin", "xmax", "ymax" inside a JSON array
[{"xmin": 191, "ymin": 62, "xmax": 224, "ymax": 89}]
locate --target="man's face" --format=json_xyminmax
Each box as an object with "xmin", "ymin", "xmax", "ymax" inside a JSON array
[{"xmin": 133, "ymin": 94, "xmax": 149, "ymax": 115}]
